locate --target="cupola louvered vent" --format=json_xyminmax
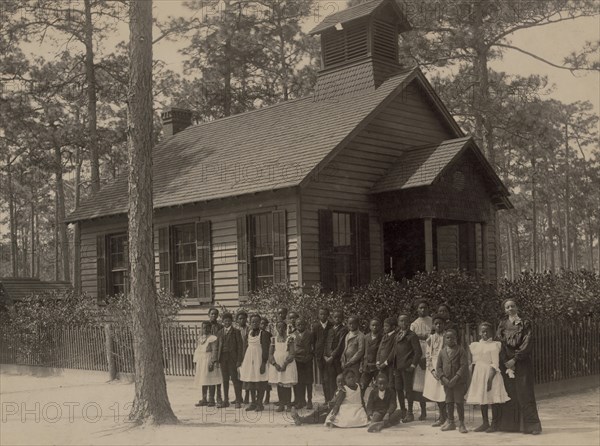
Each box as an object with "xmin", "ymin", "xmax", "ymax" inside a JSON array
[
  {"xmin": 373, "ymin": 20, "xmax": 397, "ymax": 61},
  {"xmin": 322, "ymin": 23, "xmax": 369, "ymax": 68}
]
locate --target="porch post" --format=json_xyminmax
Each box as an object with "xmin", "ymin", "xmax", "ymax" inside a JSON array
[
  {"xmin": 481, "ymin": 222, "xmax": 489, "ymax": 280},
  {"xmin": 424, "ymin": 218, "xmax": 433, "ymax": 272}
]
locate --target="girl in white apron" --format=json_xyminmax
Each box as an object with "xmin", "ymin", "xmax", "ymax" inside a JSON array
[{"xmin": 239, "ymin": 314, "xmax": 270, "ymax": 411}]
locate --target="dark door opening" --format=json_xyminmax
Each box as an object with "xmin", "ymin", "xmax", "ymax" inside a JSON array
[{"xmin": 383, "ymin": 219, "xmax": 425, "ymax": 280}]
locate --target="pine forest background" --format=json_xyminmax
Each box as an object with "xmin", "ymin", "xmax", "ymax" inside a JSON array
[{"xmin": 1, "ymin": 0, "xmax": 599, "ymax": 283}]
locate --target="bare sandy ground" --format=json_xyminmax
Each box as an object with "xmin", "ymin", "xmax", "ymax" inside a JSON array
[{"xmin": 1, "ymin": 372, "xmax": 598, "ymax": 446}]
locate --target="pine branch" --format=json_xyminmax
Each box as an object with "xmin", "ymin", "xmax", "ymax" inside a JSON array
[{"xmin": 494, "ymin": 43, "xmax": 598, "ymax": 72}]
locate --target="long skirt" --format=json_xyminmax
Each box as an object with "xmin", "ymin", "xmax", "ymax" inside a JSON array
[{"xmin": 497, "ymin": 360, "xmax": 542, "ymax": 433}]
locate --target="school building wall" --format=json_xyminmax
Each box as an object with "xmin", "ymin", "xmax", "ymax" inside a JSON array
[
  {"xmin": 299, "ymin": 79, "xmax": 458, "ymax": 288},
  {"xmin": 79, "ymin": 189, "xmax": 300, "ymax": 322}
]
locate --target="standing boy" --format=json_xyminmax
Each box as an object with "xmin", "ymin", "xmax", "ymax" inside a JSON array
[
  {"xmin": 360, "ymin": 318, "xmax": 382, "ymax": 397},
  {"xmin": 436, "ymin": 329, "xmax": 469, "ymax": 433},
  {"xmin": 384, "ymin": 314, "xmax": 422, "ymax": 422},
  {"xmin": 312, "ymin": 308, "xmax": 333, "ymax": 402},
  {"xmin": 323, "ymin": 310, "xmax": 348, "ymax": 403},
  {"xmin": 217, "ymin": 313, "xmax": 244, "ymax": 408}
]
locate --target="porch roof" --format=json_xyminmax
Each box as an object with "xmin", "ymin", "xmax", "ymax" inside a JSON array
[{"xmin": 371, "ymin": 137, "xmax": 512, "ymax": 208}]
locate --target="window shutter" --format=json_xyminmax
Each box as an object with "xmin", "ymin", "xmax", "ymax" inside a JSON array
[
  {"xmin": 272, "ymin": 210, "xmax": 287, "ymax": 283},
  {"xmin": 96, "ymin": 235, "xmax": 106, "ymax": 302},
  {"xmin": 237, "ymin": 215, "xmax": 249, "ymax": 302},
  {"xmin": 158, "ymin": 227, "xmax": 171, "ymax": 292},
  {"xmin": 196, "ymin": 220, "xmax": 212, "ymax": 303},
  {"xmin": 356, "ymin": 213, "xmax": 370, "ymax": 285},
  {"xmin": 318, "ymin": 209, "xmax": 334, "ymax": 291}
]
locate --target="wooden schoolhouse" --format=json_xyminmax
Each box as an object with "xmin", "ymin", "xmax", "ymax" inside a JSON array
[{"xmin": 65, "ymin": 0, "xmax": 511, "ymax": 322}]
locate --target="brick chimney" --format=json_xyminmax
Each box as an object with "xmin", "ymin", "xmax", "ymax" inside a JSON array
[{"xmin": 161, "ymin": 107, "xmax": 193, "ymax": 137}]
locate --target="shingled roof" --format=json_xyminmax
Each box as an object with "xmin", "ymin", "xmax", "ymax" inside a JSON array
[
  {"xmin": 309, "ymin": 0, "xmax": 410, "ymax": 35},
  {"xmin": 66, "ymin": 68, "xmax": 420, "ymax": 223},
  {"xmin": 0, "ymin": 277, "xmax": 72, "ymax": 306},
  {"xmin": 371, "ymin": 137, "xmax": 512, "ymax": 208}
]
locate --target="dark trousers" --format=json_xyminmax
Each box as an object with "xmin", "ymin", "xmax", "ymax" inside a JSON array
[
  {"xmin": 393, "ymin": 368, "xmax": 415, "ymax": 412},
  {"xmin": 317, "ymin": 357, "xmax": 334, "ymax": 402},
  {"xmin": 370, "ymin": 409, "xmax": 403, "ymax": 428},
  {"xmin": 323, "ymin": 358, "xmax": 342, "ymax": 402},
  {"xmin": 360, "ymin": 369, "xmax": 378, "ymax": 395},
  {"xmin": 297, "ymin": 406, "xmax": 329, "ymax": 424},
  {"xmin": 220, "ymin": 354, "xmax": 242, "ymax": 403},
  {"xmin": 294, "ymin": 383, "xmax": 313, "ymax": 406},
  {"xmin": 277, "ymin": 385, "xmax": 292, "ymax": 406},
  {"xmin": 447, "ymin": 402, "xmax": 465, "ymax": 423}
]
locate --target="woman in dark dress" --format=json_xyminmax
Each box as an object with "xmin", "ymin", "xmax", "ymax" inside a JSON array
[{"xmin": 496, "ymin": 299, "xmax": 542, "ymax": 435}]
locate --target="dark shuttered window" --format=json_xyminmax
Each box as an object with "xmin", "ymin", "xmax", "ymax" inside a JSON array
[
  {"xmin": 157, "ymin": 220, "xmax": 213, "ymax": 305},
  {"xmin": 96, "ymin": 233, "xmax": 129, "ymax": 301},
  {"xmin": 319, "ymin": 210, "xmax": 370, "ymax": 292},
  {"xmin": 237, "ymin": 210, "xmax": 287, "ymax": 301}
]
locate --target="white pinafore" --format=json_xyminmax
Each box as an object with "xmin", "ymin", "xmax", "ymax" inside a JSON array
[{"xmin": 239, "ymin": 330, "xmax": 268, "ymax": 383}]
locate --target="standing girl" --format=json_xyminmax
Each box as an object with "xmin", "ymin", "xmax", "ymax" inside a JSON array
[
  {"xmin": 193, "ymin": 321, "xmax": 222, "ymax": 407},
  {"xmin": 496, "ymin": 299, "xmax": 542, "ymax": 435},
  {"xmin": 423, "ymin": 314, "xmax": 447, "ymax": 427},
  {"xmin": 466, "ymin": 321, "xmax": 510, "ymax": 432},
  {"xmin": 239, "ymin": 314, "xmax": 270, "ymax": 411},
  {"xmin": 411, "ymin": 299, "xmax": 432, "ymax": 420},
  {"xmin": 269, "ymin": 321, "xmax": 298, "ymax": 412}
]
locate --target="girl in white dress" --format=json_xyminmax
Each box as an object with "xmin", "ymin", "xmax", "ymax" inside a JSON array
[
  {"xmin": 268, "ymin": 321, "xmax": 298, "ymax": 412},
  {"xmin": 411, "ymin": 299, "xmax": 432, "ymax": 420},
  {"xmin": 325, "ymin": 369, "xmax": 369, "ymax": 428},
  {"xmin": 423, "ymin": 314, "xmax": 447, "ymax": 427},
  {"xmin": 193, "ymin": 321, "xmax": 222, "ymax": 399},
  {"xmin": 239, "ymin": 314, "xmax": 270, "ymax": 411},
  {"xmin": 466, "ymin": 322, "xmax": 510, "ymax": 432}
]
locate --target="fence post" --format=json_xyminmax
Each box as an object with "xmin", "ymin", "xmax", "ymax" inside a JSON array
[{"xmin": 104, "ymin": 323, "xmax": 117, "ymax": 381}]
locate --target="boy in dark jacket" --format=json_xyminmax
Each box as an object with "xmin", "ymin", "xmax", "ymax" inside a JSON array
[
  {"xmin": 376, "ymin": 317, "xmax": 396, "ymax": 386},
  {"xmin": 217, "ymin": 313, "xmax": 244, "ymax": 408},
  {"xmin": 360, "ymin": 318, "xmax": 382, "ymax": 397},
  {"xmin": 436, "ymin": 329, "xmax": 469, "ymax": 433},
  {"xmin": 312, "ymin": 308, "xmax": 333, "ymax": 401},
  {"xmin": 384, "ymin": 314, "xmax": 422, "ymax": 422},
  {"xmin": 323, "ymin": 310, "xmax": 348, "ymax": 403},
  {"xmin": 367, "ymin": 373, "xmax": 402, "ymax": 432}
]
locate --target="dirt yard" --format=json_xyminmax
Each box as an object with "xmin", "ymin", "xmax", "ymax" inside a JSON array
[{"xmin": 1, "ymin": 371, "xmax": 598, "ymax": 445}]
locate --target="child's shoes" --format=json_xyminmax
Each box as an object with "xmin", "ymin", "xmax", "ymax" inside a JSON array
[
  {"xmin": 441, "ymin": 420, "xmax": 456, "ymax": 431},
  {"xmin": 306, "ymin": 402, "xmax": 313, "ymax": 410},
  {"xmin": 367, "ymin": 421, "xmax": 385, "ymax": 433},
  {"xmin": 432, "ymin": 417, "xmax": 446, "ymax": 427},
  {"xmin": 402, "ymin": 412, "xmax": 414, "ymax": 423},
  {"xmin": 195, "ymin": 400, "xmax": 208, "ymax": 407},
  {"xmin": 459, "ymin": 423, "xmax": 468, "ymax": 433},
  {"xmin": 474, "ymin": 422, "xmax": 489, "ymax": 432},
  {"xmin": 245, "ymin": 404, "xmax": 257, "ymax": 411}
]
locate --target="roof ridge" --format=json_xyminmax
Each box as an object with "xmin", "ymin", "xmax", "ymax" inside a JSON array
[
  {"xmin": 167, "ymin": 95, "xmax": 314, "ymax": 138},
  {"xmin": 403, "ymin": 136, "xmax": 471, "ymax": 152}
]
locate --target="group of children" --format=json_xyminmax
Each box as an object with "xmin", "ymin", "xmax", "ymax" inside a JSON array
[{"xmin": 193, "ymin": 302, "xmax": 511, "ymax": 434}]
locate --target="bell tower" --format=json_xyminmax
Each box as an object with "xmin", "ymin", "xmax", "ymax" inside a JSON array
[{"xmin": 309, "ymin": 0, "xmax": 411, "ymax": 100}]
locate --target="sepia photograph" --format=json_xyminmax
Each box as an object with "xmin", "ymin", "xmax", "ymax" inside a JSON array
[{"xmin": 0, "ymin": 0, "xmax": 599, "ymax": 445}]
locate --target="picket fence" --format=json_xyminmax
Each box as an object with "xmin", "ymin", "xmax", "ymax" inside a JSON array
[{"xmin": 1, "ymin": 319, "xmax": 599, "ymax": 384}]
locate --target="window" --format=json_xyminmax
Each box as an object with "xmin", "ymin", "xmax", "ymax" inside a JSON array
[
  {"xmin": 319, "ymin": 210, "xmax": 370, "ymax": 292},
  {"xmin": 108, "ymin": 234, "xmax": 128, "ymax": 296},
  {"xmin": 332, "ymin": 212, "xmax": 356, "ymax": 291},
  {"xmin": 250, "ymin": 213, "xmax": 274, "ymax": 289},
  {"xmin": 96, "ymin": 233, "xmax": 129, "ymax": 300},
  {"xmin": 157, "ymin": 221, "xmax": 212, "ymax": 304},
  {"xmin": 237, "ymin": 210, "xmax": 286, "ymax": 300},
  {"xmin": 173, "ymin": 223, "xmax": 197, "ymax": 300}
]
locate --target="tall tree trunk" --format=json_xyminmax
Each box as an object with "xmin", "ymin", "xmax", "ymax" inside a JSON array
[
  {"xmin": 507, "ymin": 220, "xmax": 514, "ymax": 280},
  {"xmin": 54, "ymin": 145, "xmax": 71, "ymax": 282},
  {"xmin": 54, "ymin": 193, "xmax": 59, "ymax": 281},
  {"xmin": 30, "ymin": 198, "xmax": 35, "ymax": 277},
  {"xmin": 73, "ymin": 146, "xmax": 83, "ymax": 294},
  {"xmin": 7, "ymin": 157, "xmax": 18, "ymax": 277},
  {"xmin": 21, "ymin": 228, "xmax": 28, "ymax": 277},
  {"xmin": 36, "ymin": 213, "xmax": 40, "ymax": 279},
  {"xmin": 84, "ymin": 0, "xmax": 100, "ymax": 193},
  {"xmin": 127, "ymin": 0, "xmax": 177, "ymax": 425},
  {"xmin": 587, "ymin": 222, "xmax": 594, "ymax": 271},
  {"xmin": 597, "ymin": 226, "xmax": 600, "ymax": 275},
  {"xmin": 557, "ymin": 205, "xmax": 565, "ymax": 269},
  {"xmin": 573, "ymin": 226, "xmax": 578, "ymax": 269},
  {"xmin": 531, "ymin": 158, "xmax": 538, "ymax": 273},
  {"xmin": 223, "ymin": 37, "xmax": 232, "ymax": 117},
  {"xmin": 546, "ymin": 200, "xmax": 556, "ymax": 272},
  {"xmin": 564, "ymin": 123, "xmax": 571, "ymax": 269}
]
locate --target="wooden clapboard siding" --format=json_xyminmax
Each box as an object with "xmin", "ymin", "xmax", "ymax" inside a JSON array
[
  {"xmin": 78, "ymin": 189, "xmax": 299, "ymax": 321},
  {"xmin": 300, "ymin": 80, "xmax": 457, "ymax": 287}
]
